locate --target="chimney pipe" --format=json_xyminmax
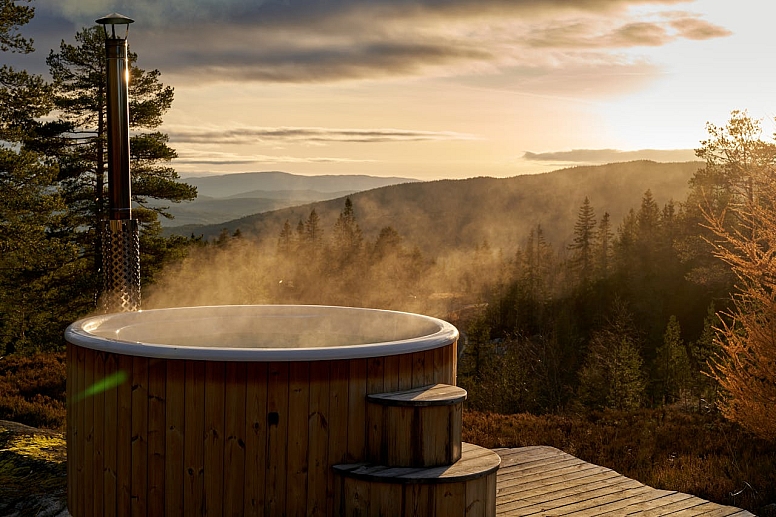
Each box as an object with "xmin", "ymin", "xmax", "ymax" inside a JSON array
[{"xmin": 97, "ymin": 13, "xmax": 140, "ymax": 312}]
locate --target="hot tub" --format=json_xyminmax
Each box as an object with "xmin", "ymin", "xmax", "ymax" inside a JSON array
[{"xmin": 65, "ymin": 305, "xmax": 459, "ymax": 517}]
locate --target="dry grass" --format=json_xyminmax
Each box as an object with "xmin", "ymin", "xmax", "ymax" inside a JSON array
[
  {"xmin": 463, "ymin": 408, "xmax": 776, "ymax": 514},
  {"xmin": 0, "ymin": 353, "xmax": 66, "ymax": 430}
]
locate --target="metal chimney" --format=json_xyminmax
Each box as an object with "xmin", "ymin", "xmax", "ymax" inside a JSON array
[{"xmin": 97, "ymin": 13, "xmax": 140, "ymax": 311}]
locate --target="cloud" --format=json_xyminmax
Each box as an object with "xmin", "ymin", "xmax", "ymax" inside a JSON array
[
  {"xmin": 33, "ymin": 0, "xmax": 730, "ymax": 86},
  {"xmin": 523, "ymin": 148, "xmax": 698, "ymax": 163},
  {"xmin": 174, "ymin": 149, "xmax": 374, "ymax": 166},
  {"xmin": 167, "ymin": 126, "xmax": 480, "ymax": 145}
]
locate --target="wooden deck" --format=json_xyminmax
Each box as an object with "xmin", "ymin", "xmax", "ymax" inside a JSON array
[{"xmin": 494, "ymin": 446, "xmax": 754, "ymax": 516}]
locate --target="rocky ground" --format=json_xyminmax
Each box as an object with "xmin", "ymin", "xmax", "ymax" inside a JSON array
[{"xmin": 0, "ymin": 420, "xmax": 69, "ymax": 517}]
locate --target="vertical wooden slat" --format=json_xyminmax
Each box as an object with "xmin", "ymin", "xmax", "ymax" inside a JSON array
[
  {"xmin": 367, "ymin": 357, "xmax": 384, "ymax": 395},
  {"xmin": 423, "ymin": 349, "xmax": 435, "ymax": 385},
  {"xmin": 117, "ymin": 353, "xmax": 133, "ymax": 517},
  {"xmin": 131, "ymin": 356, "xmax": 149, "ymax": 517},
  {"xmin": 464, "ymin": 476, "xmax": 487, "ymax": 516},
  {"xmin": 83, "ymin": 347, "xmax": 94, "ymax": 517},
  {"xmin": 398, "ymin": 353, "xmax": 414, "ymax": 390},
  {"xmin": 265, "ymin": 362, "xmax": 289, "ymax": 516},
  {"xmin": 365, "ymin": 402, "xmax": 382, "ymax": 464},
  {"xmin": 66, "ymin": 344, "xmax": 74, "ymax": 514},
  {"xmin": 244, "ymin": 362, "xmax": 268, "ymax": 517},
  {"xmin": 485, "ymin": 471, "xmax": 497, "ymax": 516},
  {"xmin": 345, "ymin": 478, "xmax": 371, "ymax": 516},
  {"xmin": 432, "ymin": 346, "xmax": 446, "ymax": 385},
  {"xmin": 184, "ymin": 360, "xmax": 205, "ymax": 516},
  {"xmin": 307, "ymin": 362, "xmax": 330, "ymax": 516},
  {"xmin": 103, "ymin": 352, "xmax": 118, "ymax": 517},
  {"xmin": 347, "ymin": 359, "xmax": 367, "ymax": 462},
  {"xmin": 404, "ymin": 483, "xmax": 431, "ymax": 517},
  {"xmin": 204, "ymin": 362, "xmax": 226, "ymax": 517},
  {"xmin": 366, "ymin": 357, "xmax": 385, "ymax": 467},
  {"xmin": 383, "ymin": 354, "xmax": 400, "ymax": 393},
  {"xmin": 165, "ymin": 360, "xmax": 185, "ymax": 517},
  {"xmin": 147, "ymin": 358, "xmax": 166, "ymax": 514},
  {"xmin": 224, "ymin": 362, "xmax": 247, "ymax": 517},
  {"xmin": 451, "ymin": 341, "xmax": 458, "ymax": 385},
  {"xmin": 326, "ymin": 360, "xmax": 349, "ymax": 516},
  {"xmin": 374, "ymin": 482, "xmax": 402, "ymax": 517},
  {"xmin": 436, "ymin": 483, "xmax": 465, "ymax": 517},
  {"xmin": 411, "ymin": 352, "xmax": 426, "ymax": 388},
  {"xmin": 92, "ymin": 352, "xmax": 105, "ymax": 517},
  {"xmin": 287, "ymin": 361, "xmax": 310, "ymax": 517}
]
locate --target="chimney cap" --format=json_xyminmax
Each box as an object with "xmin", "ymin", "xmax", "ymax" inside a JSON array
[{"xmin": 96, "ymin": 13, "xmax": 135, "ymax": 25}]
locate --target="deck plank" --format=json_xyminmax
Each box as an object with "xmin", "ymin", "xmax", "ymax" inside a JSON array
[{"xmin": 494, "ymin": 447, "xmax": 755, "ymax": 517}]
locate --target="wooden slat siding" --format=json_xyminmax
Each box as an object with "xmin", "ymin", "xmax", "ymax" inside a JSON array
[
  {"xmin": 383, "ymin": 354, "xmax": 400, "ymax": 393},
  {"xmin": 411, "ymin": 352, "xmax": 426, "ymax": 388},
  {"xmin": 224, "ymin": 362, "xmax": 247, "ymax": 517},
  {"xmin": 375, "ymin": 482, "xmax": 402, "ymax": 517},
  {"xmin": 451, "ymin": 340, "xmax": 458, "ymax": 384},
  {"xmin": 466, "ymin": 476, "xmax": 489, "ymax": 516},
  {"xmin": 433, "ymin": 346, "xmax": 449, "ymax": 386},
  {"xmin": 183, "ymin": 360, "xmax": 205, "ymax": 516},
  {"xmin": 103, "ymin": 352, "xmax": 119, "ymax": 517},
  {"xmin": 74, "ymin": 344, "xmax": 86, "ymax": 516},
  {"xmin": 165, "ymin": 360, "xmax": 185, "ymax": 517},
  {"xmin": 244, "ymin": 362, "xmax": 268, "ymax": 517},
  {"xmin": 485, "ymin": 469, "xmax": 497, "ymax": 517},
  {"xmin": 437, "ymin": 482, "xmax": 465, "ymax": 517},
  {"xmin": 345, "ymin": 476, "xmax": 371, "ymax": 516},
  {"xmin": 287, "ymin": 361, "xmax": 310, "ymax": 517},
  {"xmin": 424, "ymin": 348, "xmax": 437, "ymax": 385},
  {"xmin": 366, "ymin": 357, "xmax": 385, "ymax": 468},
  {"xmin": 398, "ymin": 353, "xmax": 414, "ymax": 390},
  {"xmin": 347, "ymin": 359, "xmax": 367, "ymax": 462},
  {"xmin": 93, "ymin": 351, "xmax": 106, "ymax": 517},
  {"xmin": 326, "ymin": 360, "xmax": 349, "ymax": 517},
  {"xmin": 366, "ymin": 399, "xmax": 383, "ymax": 464},
  {"xmin": 117, "ymin": 353, "xmax": 133, "ymax": 517},
  {"xmin": 493, "ymin": 447, "xmax": 755, "ymax": 517},
  {"xmin": 131, "ymin": 355, "xmax": 149, "ymax": 517},
  {"xmin": 404, "ymin": 483, "xmax": 431, "ymax": 517},
  {"xmin": 204, "ymin": 361, "xmax": 226, "ymax": 517},
  {"xmin": 66, "ymin": 343, "xmax": 74, "ymax": 514},
  {"xmin": 265, "ymin": 361, "xmax": 289, "ymax": 516},
  {"xmin": 147, "ymin": 358, "xmax": 166, "ymax": 514},
  {"xmin": 307, "ymin": 361, "xmax": 331, "ymax": 516},
  {"xmin": 83, "ymin": 346, "xmax": 95, "ymax": 517}
]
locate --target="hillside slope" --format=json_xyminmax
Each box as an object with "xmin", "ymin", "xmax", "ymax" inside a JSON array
[{"xmin": 170, "ymin": 161, "xmax": 700, "ymax": 254}]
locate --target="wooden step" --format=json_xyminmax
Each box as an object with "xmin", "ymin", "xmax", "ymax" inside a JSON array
[
  {"xmin": 334, "ymin": 442, "xmax": 500, "ymax": 517},
  {"xmin": 366, "ymin": 384, "xmax": 467, "ymax": 467}
]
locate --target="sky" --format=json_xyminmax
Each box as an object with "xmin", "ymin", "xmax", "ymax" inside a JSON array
[{"xmin": 10, "ymin": 0, "xmax": 776, "ymax": 180}]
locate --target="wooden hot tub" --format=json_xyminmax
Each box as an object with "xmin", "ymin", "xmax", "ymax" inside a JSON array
[{"xmin": 65, "ymin": 305, "xmax": 459, "ymax": 517}]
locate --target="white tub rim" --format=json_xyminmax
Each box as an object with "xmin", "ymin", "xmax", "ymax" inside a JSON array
[{"xmin": 65, "ymin": 304, "xmax": 459, "ymax": 361}]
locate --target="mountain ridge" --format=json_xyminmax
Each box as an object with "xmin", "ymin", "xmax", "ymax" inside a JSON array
[{"xmin": 168, "ymin": 161, "xmax": 702, "ymax": 254}]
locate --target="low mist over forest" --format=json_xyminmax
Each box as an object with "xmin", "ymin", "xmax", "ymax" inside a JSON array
[{"xmin": 170, "ymin": 160, "xmax": 699, "ymax": 253}]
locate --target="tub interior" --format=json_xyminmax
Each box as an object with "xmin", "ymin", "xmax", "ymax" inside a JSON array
[{"xmin": 76, "ymin": 305, "xmax": 446, "ymax": 349}]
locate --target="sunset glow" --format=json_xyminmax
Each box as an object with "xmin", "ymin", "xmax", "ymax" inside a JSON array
[{"xmin": 17, "ymin": 0, "xmax": 774, "ymax": 179}]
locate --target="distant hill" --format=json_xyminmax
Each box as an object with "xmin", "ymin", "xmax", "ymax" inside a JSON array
[
  {"xmin": 168, "ymin": 161, "xmax": 701, "ymax": 254},
  {"xmin": 161, "ymin": 171, "xmax": 418, "ymax": 226}
]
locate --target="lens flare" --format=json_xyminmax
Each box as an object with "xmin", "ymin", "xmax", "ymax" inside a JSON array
[{"xmin": 74, "ymin": 370, "xmax": 128, "ymax": 402}]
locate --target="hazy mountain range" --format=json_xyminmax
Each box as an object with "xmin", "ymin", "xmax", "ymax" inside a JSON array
[
  {"xmin": 160, "ymin": 171, "xmax": 418, "ymax": 226},
  {"xmin": 166, "ymin": 161, "xmax": 702, "ymax": 254}
]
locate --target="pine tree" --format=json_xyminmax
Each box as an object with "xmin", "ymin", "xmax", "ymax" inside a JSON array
[
  {"xmin": 578, "ymin": 301, "xmax": 645, "ymax": 410},
  {"xmin": 568, "ymin": 197, "xmax": 596, "ymax": 285},
  {"xmin": 0, "ymin": 7, "xmax": 85, "ymax": 353},
  {"xmin": 595, "ymin": 211, "xmax": 613, "ymax": 279},
  {"xmin": 654, "ymin": 315, "xmax": 691, "ymax": 405},
  {"xmin": 41, "ymin": 26, "xmax": 196, "ymax": 281},
  {"xmin": 332, "ymin": 197, "xmax": 363, "ymax": 262}
]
